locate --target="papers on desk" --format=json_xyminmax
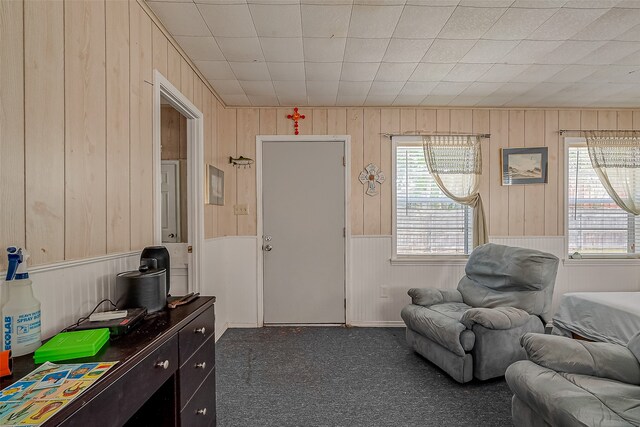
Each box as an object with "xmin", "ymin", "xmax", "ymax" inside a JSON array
[{"xmin": 0, "ymin": 361, "xmax": 117, "ymax": 426}]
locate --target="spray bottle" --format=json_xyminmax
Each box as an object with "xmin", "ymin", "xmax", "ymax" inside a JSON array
[{"xmin": 3, "ymin": 247, "xmax": 41, "ymax": 356}]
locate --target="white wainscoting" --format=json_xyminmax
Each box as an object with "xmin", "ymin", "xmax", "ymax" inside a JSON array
[
  {"xmin": 25, "ymin": 252, "xmax": 141, "ymax": 339},
  {"xmin": 349, "ymin": 236, "xmax": 640, "ymax": 327},
  {"xmin": 201, "ymin": 236, "xmax": 259, "ymax": 338}
]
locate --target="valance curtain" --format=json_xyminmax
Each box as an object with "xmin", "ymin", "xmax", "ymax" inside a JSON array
[
  {"xmin": 584, "ymin": 130, "xmax": 640, "ymax": 216},
  {"xmin": 422, "ymin": 135, "xmax": 488, "ymax": 247}
]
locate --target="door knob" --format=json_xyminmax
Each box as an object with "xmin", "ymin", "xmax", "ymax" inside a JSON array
[
  {"xmin": 264, "ymin": 235, "xmax": 272, "ymax": 242},
  {"xmin": 263, "ymin": 244, "xmax": 273, "ymax": 252},
  {"xmin": 168, "ymin": 233, "xmax": 175, "ymax": 238}
]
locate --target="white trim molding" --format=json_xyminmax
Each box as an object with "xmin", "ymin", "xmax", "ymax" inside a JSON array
[{"xmin": 153, "ymin": 70, "xmax": 204, "ymax": 294}]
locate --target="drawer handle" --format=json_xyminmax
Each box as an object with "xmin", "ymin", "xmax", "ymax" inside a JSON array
[
  {"xmin": 195, "ymin": 362, "xmax": 207, "ymax": 369},
  {"xmin": 194, "ymin": 327, "xmax": 206, "ymax": 335},
  {"xmin": 155, "ymin": 360, "xmax": 170, "ymax": 370},
  {"xmin": 196, "ymin": 408, "xmax": 207, "ymax": 416}
]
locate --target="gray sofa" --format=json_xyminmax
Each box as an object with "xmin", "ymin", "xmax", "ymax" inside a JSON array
[
  {"xmin": 506, "ymin": 332, "xmax": 640, "ymax": 426},
  {"xmin": 401, "ymin": 243, "xmax": 559, "ymax": 383}
]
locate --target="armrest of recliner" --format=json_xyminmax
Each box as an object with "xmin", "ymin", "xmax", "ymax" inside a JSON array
[
  {"xmin": 460, "ymin": 306, "xmax": 531, "ymax": 330},
  {"xmin": 407, "ymin": 288, "xmax": 463, "ymax": 307},
  {"xmin": 520, "ymin": 332, "xmax": 640, "ymax": 385}
]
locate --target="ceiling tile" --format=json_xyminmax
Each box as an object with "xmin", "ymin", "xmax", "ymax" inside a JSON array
[
  {"xmin": 307, "ymin": 95, "xmax": 339, "ymax": 106},
  {"xmin": 563, "ymin": 0, "xmax": 619, "ymax": 7},
  {"xmin": 301, "ymin": 5, "xmax": 352, "ymax": 37},
  {"xmin": 581, "ymin": 65, "xmax": 640, "ymax": 84},
  {"xmin": 427, "ymin": 82, "xmax": 469, "ymax": 97},
  {"xmin": 545, "ymin": 65, "xmax": 599, "ymax": 82},
  {"xmin": 369, "ymin": 81, "xmax": 404, "ymax": 96},
  {"xmin": 196, "ymin": 0, "xmax": 249, "ymax": 4},
  {"xmin": 383, "ymin": 39, "xmax": 434, "ymax": 62},
  {"xmin": 461, "ymin": 40, "xmax": 519, "ymax": 64},
  {"xmin": 537, "ymin": 41, "xmax": 606, "ymax": 65},
  {"xmin": 447, "ymin": 96, "xmax": 483, "ymax": 106},
  {"xmin": 527, "ymin": 8, "xmax": 609, "ymax": 40},
  {"xmin": 341, "ymin": 62, "xmax": 380, "ymax": 81},
  {"xmin": 458, "ymin": 0, "xmax": 513, "ymax": 6},
  {"xmin": 421, "ymin": 95, "xmax": 457, "ymax": 105},
  {"xmin": 615, "ymin": 48, "xmax": 640, "ymax": 65},
  {"xmin": 197, "ymin": 4, "xmax": 256, "ymax": 37},
  {"xmin": 278, "ymin": 95, "xmax": 309, "ymax": 106},
  {"xmin": 348, "ymin": 5, "xmax": 404, "ymax": 38},
  {"xmin": 229, "ymin": 61, "xmax": 271, "ymax": 80},
  {"xmin": 577, "ymin": 41, "xmax": 640, "ymax": 65},
  {"xmin": 482, "ymin": 8, "xmax": 556, "ymax": 40},
  {"xmin": 195, "ymin": 60, "xmax": 236, "ymax": 80},
  {"xmin": 571, "ymin": 8, "xmax": 640, "ymax": 41},
  {"xmin": 221, "ymin": 94, "xmax": 251, "ymax": 106},
  {"xmin": 336, "ymin": 95, "xmax": 366, "ymax": 106},
  {"xmin": 438, "ymin": 6, "xmax": 506, "ymax": 39},
  {"xmin": 406, "ymin": 0, "xmax": 460, "ymax": 6},
  {"xmin": 477, "ymin": 64, "xmax": 530, "ymax": 82},
  {"xmin": 260, "ymin": 38, "xmax": 304, "ymax": 62},
  {"xmin": 147, "ymin": 2, "xmax": 211, "ymax": 36},
  {"xmin": 393, "ymin": 94, "xmax": 426, "ymax": 105},
  {"xmin": 509, "ymin": 64, "xmax": 566, "ymax": 82},
  {"xmin": 400, "ymin": 81, "xmax": 439, "ymax": 95},
  {"xmin": 216, "ymin": 37, "xmax": 264, "ymax": 62},
  {"xmin": 410, "ymin": 63, "xmax": 456, "ymax": 81},
  {"xmin": 174, "ymin": 36, "xmax": 224, "ymax": 61},
  {"xmin": 151, "ymin": 0, "xmax": 192, "ymax": 2},
  {"xmin": 457, "ymin": 82, "xmax": 503, "ymax": 96},
  {"xmin": 393, "ymin": 6, "xmax": 456, "ymax": 39},
  {"xmin": 510, "ymin": 1, "xmax": 566, "ymax": 7},
  {"xmin": 301, "ymin": 0, "xmax": 354, "ymax": 4},
  {"xmin": 616, "ymin": 24, "xmax": 640, "ymax": 42},
  {"xmin": 209, "ymin": 79, "xmax": 244, "ymax": 95},
  {"xmin": 344, "ymin": 38, "xmax": 389, "ymax": 62},
  {"xmin": 617, "ymin": 0, "xmax": 640, "ymax": 8},
  {"xmin": 267, "ymin": 62, "xmax": 306, "ymax": 80},
  {"xmin": 305, "ymin": 62, "xmax": 343, "ymax": 81},
  {"xmin": 273, "ymin": 81, "xmax": 307, "ymax": 96},
  {"xmin": 422, "ymin": 39, "xmax": 476, "ymax": 63},
  {"xmin": 501, "ymin": 40, "xmax": 563, "ymax": 64},
  {"xmin": 248, "ymin": 95, "xmax": 280, "ymax": 106},
  {"xmin": 303, "ymin": 38, "xmax": 347, "ymax": 62},
  {"xmin": 338, "ymin": 81, "xmax": 373, "ymax": 96},
  {"xmin": 354, "ymin": 0, "xmax": 405, "ymax": 5},
  {"xmin": 375, "ymin": 63, "xmax": 418, "ymax": 81},
  {"xmin": 307, "ymin": 81, "xmax": 340, "ymax": 96},
  {"xmin": 249, "ymin": 4, "xmax": 302, "ymax": 37},
  {"xmin": 365, "ymin": 95, "xmax": 398, "ymax": 105},
  {"xmin": 239, "ymin": 80, "xmax": 276, "ymax": 96},
  {"xmin": 444, "ymin": 63, "xmax": 493, "ymax": 82}
]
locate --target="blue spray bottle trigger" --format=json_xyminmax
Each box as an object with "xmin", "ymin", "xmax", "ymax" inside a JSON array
[{"xmin": 5, "ymin": 247, "xmax": 23, "ymax": 281}]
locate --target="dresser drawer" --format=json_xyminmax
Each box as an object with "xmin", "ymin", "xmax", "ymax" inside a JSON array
[
  {"xmin": 60, "ymin": 334, "xmax": 179, "ymax": 426},
  {"xmin": 179, "ymin": 306, "xmax": 214, "ymax": 363},
  {"xmin": 180, "ymin": 334, "xmax": 215, "ymax": 409},
  {"xmin": 181, "ymin": 370, "xmax": 216, "ymax": 427}
]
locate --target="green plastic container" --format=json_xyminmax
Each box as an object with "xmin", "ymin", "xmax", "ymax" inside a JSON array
[{"xmin": 34, "ymin": 328, "xmax": 110, "ymax": 364}]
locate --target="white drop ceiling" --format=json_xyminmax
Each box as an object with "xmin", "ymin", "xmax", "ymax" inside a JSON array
[{"xmin": 147, "ymin": 0, "xmax": 640, "ymax": 108}]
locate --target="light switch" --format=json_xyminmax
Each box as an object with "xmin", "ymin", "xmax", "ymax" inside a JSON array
[{"xmin": 234, "ymin": 204, "xmax": 249, "ymax": 215}]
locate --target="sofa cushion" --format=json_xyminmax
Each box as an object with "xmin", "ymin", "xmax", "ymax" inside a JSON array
[
  {"xmin": 457, "ymin": 243, "xmax": 559, "ymax": 321},
  {"xmin": 401, "ymin": 305, "xmax": 471, "ymax": 356},
  {"xmin": 506, "ymin": 361, "xmax": 639, "ymax": 426},
  {"xmin": 429, "ymin": 302, "xmax": 470, "ymax": 321},
  {"xmin": 460, "ymin": 306, "xmax": 531, "ymax": 330},
  {"xmin": 407, "ymin": 288, "xmax": 463, "ymax": 307}
]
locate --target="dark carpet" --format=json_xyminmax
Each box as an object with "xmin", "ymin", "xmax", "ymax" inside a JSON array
[{"xmin": 215, "ymin": 327, "xmax": 513, "ymax": 427}]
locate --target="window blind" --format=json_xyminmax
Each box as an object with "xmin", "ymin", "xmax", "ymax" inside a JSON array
[
  {"xmin": 395, "ymin": 145, "xmax": 472, "ymax": 256},
  {"xmin": 567, "ymin": 146, "xmax": 640, "ymax": 255}
]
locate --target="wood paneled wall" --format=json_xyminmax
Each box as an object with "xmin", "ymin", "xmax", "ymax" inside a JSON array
[
  {"xmin": 215, "ymin": 107, "xmax": 640, "ymax": 238},
  {"xmin": 0, "ymin": 0, "xmax": 223, "ymax": 268}
]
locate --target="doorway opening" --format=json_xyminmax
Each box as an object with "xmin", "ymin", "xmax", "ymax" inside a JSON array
[
  {"xmin": 153, "ymin": 71, "xmax": 204, "ymax": 295},
  {"xmin": 256, "ymin": 136, "xmax": 351, "ymax": 326}
]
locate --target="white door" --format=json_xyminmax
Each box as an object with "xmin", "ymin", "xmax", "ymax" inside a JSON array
[
  {"xmin": 161, "ymin": 161, "xmax": 180, "ymax": 243},
  {"xmin": 263, "ymin": 140, "xmax": 345, "ymax": 324}
]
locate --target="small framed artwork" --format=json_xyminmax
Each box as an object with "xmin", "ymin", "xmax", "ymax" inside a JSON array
[
  {"xmin": 206, "ymin": 164, "xmax": 224, "ymax": 205},
  {"xmin": 501, "ymin": 147, "xmax": 548, "ymax": 185}
]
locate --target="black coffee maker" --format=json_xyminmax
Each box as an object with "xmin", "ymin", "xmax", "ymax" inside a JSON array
[{"xmin": 140, "ymin": 246, "xmax": 171, "ymax": 295}]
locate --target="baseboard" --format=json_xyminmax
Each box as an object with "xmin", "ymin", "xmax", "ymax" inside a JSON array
[
  {"xmin": 215, "ymin": 322, "xmax": 229, "ymax": 342},
  {"xmin": 226, "ymin": 322, "xmax": 260, "ymax": 328},
  {"xmin": 348, "ymin": 321, "xmax": 405, "ymax": 327}
]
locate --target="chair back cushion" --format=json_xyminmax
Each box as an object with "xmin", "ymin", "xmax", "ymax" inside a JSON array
[{"xmin": 457, "ymin": 243, "xmax": 559, "ymax": 321}]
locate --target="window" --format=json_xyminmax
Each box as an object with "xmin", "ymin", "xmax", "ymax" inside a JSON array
[
  {"xmin": 567, "ymin": 143, "xmax": 640, "ymax": 257},
  {"xmin": 394, "ymin": 141, "xmax": 472, "ymax": 257}
]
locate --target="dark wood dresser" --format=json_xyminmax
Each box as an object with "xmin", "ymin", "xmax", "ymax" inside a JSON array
[{"xmin": 0, "ymin": 296, "xmax": 216, "ymax": 426}]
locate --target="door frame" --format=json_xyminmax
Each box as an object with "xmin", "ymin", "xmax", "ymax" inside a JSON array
[
  {"xmin": 153, "ymin": 70, "xmax": 204, "ymax": 293},
  {"xmin": 256, "ymin": 135, "xmax": 352, "ymax": 327}
]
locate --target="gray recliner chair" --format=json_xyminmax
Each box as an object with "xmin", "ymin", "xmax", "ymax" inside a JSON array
[{"xmin": 401, "ymin": 243, "xmax": 559, "ymax": 383}]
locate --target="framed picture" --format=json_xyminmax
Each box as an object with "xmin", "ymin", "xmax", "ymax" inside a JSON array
[
  {"xmin": 501, "ymin": 147, "xmax": 548, "ymax": 185},
  {"xmin": 206, "ymin": 164, "xmax": 224, "ymax": 205}
]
